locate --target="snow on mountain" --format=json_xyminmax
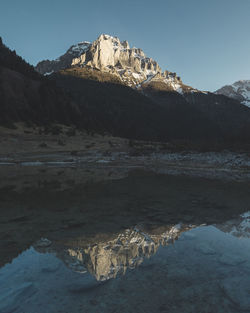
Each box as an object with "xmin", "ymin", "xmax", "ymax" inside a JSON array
[
  {"xmin": 35, "ymin": 41, "xmax": 91, "ymax": 75},
  {"xmin": 67, "ymin": 41, "xmax": 91, "ymax": 55},
  {"xmin": 35, "ymin": 34, "xmax": 191, "ymax": 93},
  {"xmin": 71, "ymin": 33, "xmax": 162, "ymax": 87},
  {"xmin": 215, "ymin": 80, "xmax": 250, "ymax": 108}
]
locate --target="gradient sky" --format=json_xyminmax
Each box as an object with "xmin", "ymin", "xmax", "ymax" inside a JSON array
[{"xmin": 0, "ymin": 0, "xmax": 250, "ymax": 91}]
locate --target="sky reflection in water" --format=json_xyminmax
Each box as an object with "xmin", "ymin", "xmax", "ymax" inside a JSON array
[{"xmin": 1, "ymin": 211, "xmax": 250, "ymax": 313}]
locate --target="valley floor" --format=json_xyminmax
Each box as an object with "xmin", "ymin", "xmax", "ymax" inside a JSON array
[
  {"xmin": 1, "ymin": 124, "xmax": 250, "ymax": 183},
  {"xmin": 1, "ymin": 125, "xmax": 250, "ymax": 312}
]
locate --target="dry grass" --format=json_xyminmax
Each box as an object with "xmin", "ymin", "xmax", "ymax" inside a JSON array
[{"xmin": 60, "ymin": 67, "xmax": 123, "ymax": 84}]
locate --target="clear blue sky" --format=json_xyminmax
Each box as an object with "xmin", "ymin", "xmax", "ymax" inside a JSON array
[{"xmin": 1, "ymin": 0, "xmax": 250, "ymax": 91}]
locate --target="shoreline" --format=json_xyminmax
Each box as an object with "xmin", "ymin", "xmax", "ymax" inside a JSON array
[
  {"xmin": 1, "ymin": 124, "xmax": 250, "ymax": 183},
  {"xmin": 0, "ymin": 149, "xmax": 250, "ymax": 182}
]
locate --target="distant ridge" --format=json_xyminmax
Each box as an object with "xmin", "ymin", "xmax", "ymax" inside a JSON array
[{"xmin": 216, "ymin": 80, "xmax": 250, "ymax": 108}]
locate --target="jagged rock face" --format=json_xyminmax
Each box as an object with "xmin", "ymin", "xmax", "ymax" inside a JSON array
[
  {"xmin": 35, "ymin": 42, "xmax": 91, "ymax": 75},
  {"xmin": 215, "ymin": 80, "xmax": 250, "ymax": 108},
  {"xmin": 71, "ymin": 34, "xmax": 163, "ymax": 87},
  {"xmin": 139, "ymin": 71, "xmax": 193, "ymax": 95},
  {"xmin": 35, "ymin": 34, "xmax": 184, "ymax": 90},
  {"xmin": 33, "ymin": 211, "xmax": 250, "ymax": 283}
]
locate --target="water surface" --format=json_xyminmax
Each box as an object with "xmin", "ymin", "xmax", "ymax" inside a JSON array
[
  {"xmin": 1, "ymin": 213, "xmax": 250, "ymax": 313},
  {"xmin": 1, "ymin": 171, "xmax": 250, "ymax": 313}
]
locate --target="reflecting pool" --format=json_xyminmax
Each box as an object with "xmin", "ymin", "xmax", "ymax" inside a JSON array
[{"xmin": 1, "ymin": 212, "xmax": 250, "ymax": 313}]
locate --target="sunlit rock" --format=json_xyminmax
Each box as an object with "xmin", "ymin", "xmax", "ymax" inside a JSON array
[{"xmin": 36, "ymin": 34, "xmax": 191, "ymax": 92}]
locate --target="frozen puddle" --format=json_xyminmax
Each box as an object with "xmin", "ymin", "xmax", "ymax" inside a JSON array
[{"xmin": 1, "ymin": 213, "xmax": 250, "ymax": 313}]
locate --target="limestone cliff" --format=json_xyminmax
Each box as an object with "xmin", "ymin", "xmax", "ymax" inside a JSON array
[
  {"xmin": 71, "ymin": 34, "xmax": 164, "ymax": 87},
  {"xmin": 35, "ymin": 34, "xmax": 185, "ymax": 90}
]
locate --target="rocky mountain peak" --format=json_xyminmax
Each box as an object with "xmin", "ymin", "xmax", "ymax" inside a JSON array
[
  {"xmin": 216, "ymin": 80, "xmax": 250, "ymax": 107},
  {"xmin": 35, "ymin": 34, "xmax": 186, "ymax": 90},
  {"xmin": 35, "ymin": 40, "xmax": 91, "ymax": 76},
  {"xmin": 71, "ymin": 33, "xmax": 163, "ymax": 87},
  {"xmin": 67, "ymin": 41, "xmax": 91, "ymax": 55}
]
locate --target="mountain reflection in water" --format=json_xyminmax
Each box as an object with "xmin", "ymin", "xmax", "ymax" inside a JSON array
[
  {"xmin": 2, "ymin": 171, "xmax": 250, "ymax": 313},
  {"xmin": 1, "ymin": 211, "xmax": 250, "ymax": 313},
  {"xmin": 216, "ymin": 211, "xmax": 250, "ymax": 238},
  {"xmin": 34, "ymin": 211, "xmax": 250, "ymax": 282},
  {"xmin": 36, "ymin": 223, "xmax": 194, "ymax": 281}
]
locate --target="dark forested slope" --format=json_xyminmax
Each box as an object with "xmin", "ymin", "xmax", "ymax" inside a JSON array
[{"xmin": 1, "ymin": 37, "xmax": 250, "ymax": 146}]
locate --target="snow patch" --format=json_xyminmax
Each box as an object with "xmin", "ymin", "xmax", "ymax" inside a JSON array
[
  {"xmin": 44, "ymin": 71, "xmax": 54, "ymax": 76},
  {"xmin": 163, "ymin": 77, "xmax": 183, "ymax": 94},
  {"xmin": 70, "ymin": 42, "xmax": 91, "ymax": 56},
  {"xmin": 218, "ymin": 80, "xmax": 250, "ymax": 107}
]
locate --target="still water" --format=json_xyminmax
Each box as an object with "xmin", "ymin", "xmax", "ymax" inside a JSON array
[
  {"xmin": 1, "ymin": 171, "xmax": 250, "ymax": 313},
  {"xmin": 1, "ymin": 213, "xmax": 250, "ymax": 313}
]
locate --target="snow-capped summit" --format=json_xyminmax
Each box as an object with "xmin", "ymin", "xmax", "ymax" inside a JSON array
[{"xmin": 215, "ymin": 80, "xmax": 250, "ymax": 107}]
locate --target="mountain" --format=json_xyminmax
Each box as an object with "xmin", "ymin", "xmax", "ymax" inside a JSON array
[
  {"xmin": 35, "ymin": 209, "xmax": 250, "ymax": 281},
  {"xmin": 35, "ymin": 34, "xmax": 250, "ymax": 145},
  {"xmin": 36, "ymin": 41, "xmax": 91, "ymax": 76},
  {"xmin": 215, "ymin": 80, "xmax": 250, "ymax": 108},
  {"xmin": 36, "ymin": 34, "xmax": 193, "ymax": 93},
  {"xmin": 2, "ymin": 34, "xmax": 250, "ymax": 147},
  {"xmin": 0, "ymin": 37, "xmax": 184, "ymax": 141}
]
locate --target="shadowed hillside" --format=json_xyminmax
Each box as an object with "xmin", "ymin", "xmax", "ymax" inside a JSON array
[
  {"xmin": 0, "ymin": 38, "xmax": 82, "ymax": 128},
  {"xmin": 1, "ymin": 37, "xmax": 250, "ymax": 147},
  {"xmin": 51, "ymin": 69, "xmax": 221, "ymax": 142}
]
